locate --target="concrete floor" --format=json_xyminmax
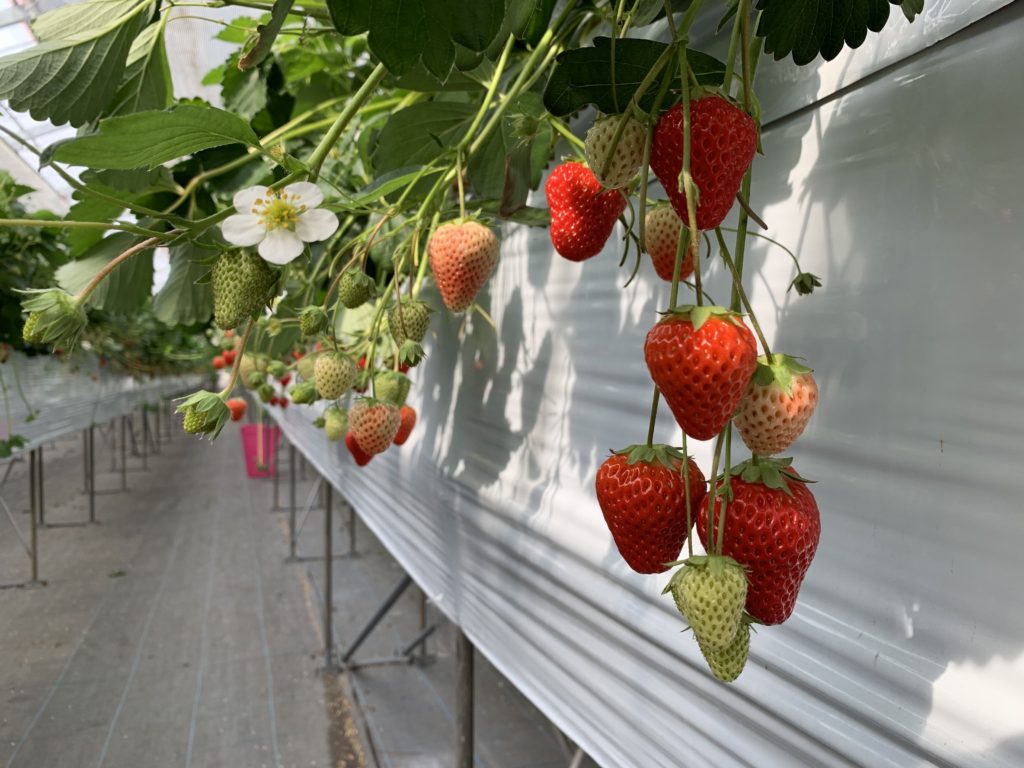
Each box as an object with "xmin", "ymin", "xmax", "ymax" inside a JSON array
[{"xmin": 0, "ymin": 419, "xmax": 595, "ymax": 768}]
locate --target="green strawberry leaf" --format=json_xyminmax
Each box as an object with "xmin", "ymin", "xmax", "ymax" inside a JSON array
[
  {"xmin": 754, "ymin": 0, "xmax": 910, "ymax": 66},
  {"xmin": 543, "ymin": 38, "xmax": 726, "ymax": 117}
]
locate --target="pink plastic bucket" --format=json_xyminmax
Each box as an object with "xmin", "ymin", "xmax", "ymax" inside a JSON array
[{"xmin": 240, "ymin": 424, "xmax": 281, "ymax": 478}]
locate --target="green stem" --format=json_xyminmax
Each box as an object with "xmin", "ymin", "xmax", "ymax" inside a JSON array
[
  {"xmin": 644, "ymin": 386, "xmax": 661, "ymax": 447},
  {"xmin": 703, "ymin": 428, "xmax": 726, "ymax": 553},
  {"xmin": 682, "ymin": 430, "xmax": 694, "ymax": 557},
  {"xmin": 715, "ymin": 425, "xmax": 732, "ymax": 555},
  {"xmin": 0, "ymin": 219, "xmax": 169, "ymax": 238},
  {"xmin": 714, "ymin": 228, "xmax": 772, "ymax": 358},
  {"xmin": 219, "ymin": 0, "xmax": 329, "ymax": 20},
  {"xmin": 307, "ymin": 62, "xmax": 388, "ymax": 181},
  {"xmin": 458, "ymin": 35, "xmax": 516, "ymax": 151},
  {"xmin": 550, "ymin": 118, "xmax": 587, "ymax": 152},
  {"xmin": 218, "ymin": 319, "xmax": 254, "ymax": 398},
  {"xmin": 77, "ymin": 237, "xmax": 160, "ymax": 303}
]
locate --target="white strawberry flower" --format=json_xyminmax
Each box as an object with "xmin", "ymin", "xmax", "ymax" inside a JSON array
[{"xmin": 221, "ymin": 182, "xmax": 339, "ymax": 265}]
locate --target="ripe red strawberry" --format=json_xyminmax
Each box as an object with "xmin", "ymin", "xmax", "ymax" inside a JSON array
[
  {"xmin": 226, "ymin": 398, "xmax": 247, "ymax": 421},
  {"xmin": 734, "ymin": 355, "xmax": 818, "ymax": 455},
  {"xmin": 428, "ymin": 220, "xmax": 500, "ymax": 312},
  {"xmin": 393, "ymin": 405, "xmax": 417, "ymax": 445},
  {"xmin": 595, "ymin": 444, "xmax": 707, "ymax": 574},
  {"xmin": 348, "ymin": 398, "xmax": 401, "ymax": 456},
  {"xmin": 644, "ymin": 306, "xmax": 758, "ymax": 440},
  {"xmin": 645, "ymin": 204, "xmax": 694, "ymax": 282},
  {"xmin": 212, "ymin": 355, "xmax": 226, "ymax": 370},
  {"xmin": 545, "ymin": 162, "xmax": 626, "ymax": 262},
  {"xmin": 697, "ymin": 459, "xmax": 820, "ymax": 625},
  {"xmin": 223, "ymin": 349, "xmax": 236, "ymax": 365},
  {"xmin": 650, "ymin": 96, "xmax": 758, "ymax": 231},
  {"xmin": 584, "ymin": 114, "xmax": 646, "ymax": 188},
  {"xmin": 345, "ymin": 432, "xmax": 373, "ymax": 466},
  {"xmin": 278, "ymin": 373, "xmax": 292, "ymax": 387}
]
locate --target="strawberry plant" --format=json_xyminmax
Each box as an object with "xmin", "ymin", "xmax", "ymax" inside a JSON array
[{"xmin": 0, "ymin": 0, "xmax": 922, "ymax": 682}]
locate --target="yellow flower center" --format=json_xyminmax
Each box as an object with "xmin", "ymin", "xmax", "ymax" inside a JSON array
[{"xmin": 251, "ymin": 189, "xmax": 307, "ymax": 231}]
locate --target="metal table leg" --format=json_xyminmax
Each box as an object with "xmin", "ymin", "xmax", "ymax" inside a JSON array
[
  {"xmin": 323, "ymin": 482, "xmax": 334, "ymax": 668},
  {"xmin": 456, "ymin": 628, "xmax": 474, "ymax": 768}
]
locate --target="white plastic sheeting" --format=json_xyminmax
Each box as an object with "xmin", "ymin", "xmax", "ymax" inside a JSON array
[
  {"xmin": 0, "ymin": 353, "xmax": 201, "ymax": 450},
  {"xmin": 270, "ymin": 6, "xmax": 1024, "ymax": 767}
]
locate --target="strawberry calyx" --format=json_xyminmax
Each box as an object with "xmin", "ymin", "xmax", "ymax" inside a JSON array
[
  {"xmin": 661, "ymin": 553, "xmax": 747, "ymax": 594},
  {"xmin": 723, "ymin": 456, "xmax": 813, "ymax": 496},
  {"xmin": 612, "ymin": 443, "xmax": 691, "ymax": 471},
  {"xmin": 751, "ymin": 353, "xmax": 813, "ymax": 397},
  {"xmin": 659, "ymin": 304, "xmax": 744, "ymax": 332}
]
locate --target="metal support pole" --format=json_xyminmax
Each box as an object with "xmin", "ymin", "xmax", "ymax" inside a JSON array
[
  {"xmin": 419, "ymin": 589, "xmax": 428, "ymax": 659},
  {"xmin": 288, "ymin": 444, "xmax": 297, "ymax": 559},
  {"xmin": 120, "ymin": 415, "xmax": 128, "ymax": 490},
  {"xmin": 323, "ymin": 482, "xmax": 334, "ymax": 668},
  {"xmin": 455, "ymin": 628, "xmax": 474, "ymax": 768},
  {"xmin": 29, "ymin": 449, "xmax": 38, "ymax": 583},
  {"xmin": 83, "ymin": 429, "xmax": 90, "ymax": 489},
  {"xmin": 340, "ymin": 574, "xmax": 413, "ymax": 664},
  {"xmin": 272, "ymin": 431, "xmax": 281, "ymax": 510},
  {"xmin": 37, "ymin": 444, "xmax": 44, "ymax": 526},
  {"xmin": 140, "ymin": 407, "xmax": 148, "ymax": 469},
  {"xmin": 88, "ymin": 424, "xmax": 96, "ymax": 523},
  {"xmin": 348, "ymin": 507, "xmax": 356, "ymax": 554},
  {"xmin": 153, "ymin": 404, "xmax": 161, "ymax": 452}
]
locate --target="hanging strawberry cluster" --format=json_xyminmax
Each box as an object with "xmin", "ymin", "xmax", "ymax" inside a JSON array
[{"xmin": 556, "ymin": 21, "xmax": 823, "ymax": 681}]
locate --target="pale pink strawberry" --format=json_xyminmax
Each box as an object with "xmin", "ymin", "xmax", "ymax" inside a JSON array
[
  {"xmin": 428, "ymin": 220, "xmax": 500, "ymax": 312},
  {"xmin": 645, "ymin": 204, "xmax": 693, "ymax": 282},
  {"xmin": 734, "ymin": 355, "xmax": 818, "ymax": 455},
  {"xmin": 348, "ymin": 398, "xmax": 401, "ymax": 456}
]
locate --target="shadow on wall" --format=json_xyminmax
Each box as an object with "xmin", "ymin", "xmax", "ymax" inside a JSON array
[{"xmin": 738, "ymin": 6, "xmax": 1024, "ymax": 764}]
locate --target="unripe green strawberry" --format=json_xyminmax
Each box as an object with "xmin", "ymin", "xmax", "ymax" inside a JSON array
[
  {"xmin": 300, "ymin": 306, "xmax": 328, "ymax": 337},
  {"xmin": 669, "ymin": 555, "xmax": 748, "ymax": 651},
  {"xmin": 176, "ymin": 391, "xmax": 230, "ymax": 439},
  {"xmin": 19, "ymin": 288, "xmax": 87, "ymax": 349},
  {"xmin": 696, "ymin": 618, "xmax": 751, "ymax": 683},
  {"xmin": 238, "ymin": 354, "xmax": 258, "ymax": 387},
  {"xmin": 645, "ymin": 203, "xmax": 694, "ymax": 283},
  {"xmin": 585, "ymin": 114, "xmax": 646, "ymax": 189},
  {"xmin": 296, "ymin": 353, "xmax": 318, "ymax": 381},
  {"xmin": 254, "ymin": 355, "xmax": 269, "ymax": 373},
  {"xmin": 349, "ymin": 398, "xmax": 401, "ymax": 455},
  {"xmin": 258, "ymin": 383, "xmax": 274, "ymax": 403},
  {"xmin": 314, "ymin": 353, "xmax": 356, "ymax": 400},
  {"xmin": 338, "ymin": 270, "xmax": 375, "ymax": 309},
  {"xmin": 387, "ymin": 301, "xmax": 431, "ymax": 345},
  {"xmin": 266, "ymin": 360, "xmax": 287, "ymax": 378},
  {"xmin": 374, "ymin": 371, "xmax": 410, "ymax": 406},
  {"xmin": 212, "ymin": 251, "xmax": 278, "ymax": 330},
  {"xmin": 22, "ymin": 312, "xmax": 42, "ymax": 344},
  {"xmin": 289, "ymin": 380, "xmax": 319, "ymax": 404},
  {"xmin": 182, "ymin": 406, "xmax": 216, "ymax": 434},
  {"xmin": 324, "ymin": 406, "xmax": 348, "ymax": 442}
]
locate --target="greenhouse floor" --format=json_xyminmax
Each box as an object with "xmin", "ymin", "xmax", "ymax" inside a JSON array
[{"xmin": 0, "ymin": 422, "xmax": 595, "ymax": 768}]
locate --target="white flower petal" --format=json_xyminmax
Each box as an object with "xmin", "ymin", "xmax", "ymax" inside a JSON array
[
  {"xmin": 296, "ymin": 208, "xmax": 339, "ymax": 243},
  {"xmin": 283, "ymin": 181, "xmax": 323, "ymax": 208},
  {"xmin": 258, "ymin": 228, "xmax": 305, "ymax": 264},
  {"xmin": 232, "ymin": 186, "xmax": 268, "ymax": 213},
  {"xmin": 222, "ymin": 213, "xmax": 266, "ymax": 246}
]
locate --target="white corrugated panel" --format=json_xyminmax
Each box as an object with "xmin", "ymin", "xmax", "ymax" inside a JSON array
[
  {"xmin": 268, "ymin": 7, "xmax": 1024, "ymax": 767},
  {"xmin": 1, "ymin": 353, "xmax": 201, "ymax": 449}
]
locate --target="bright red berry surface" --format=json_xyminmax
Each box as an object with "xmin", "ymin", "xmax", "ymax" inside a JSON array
[
  {"xmin": 596, "ymin": 454, "xmax": 707, "ymax": 573},
  {"xmin": 644, "ymin": 314, "xmax": 758, "ymax": 441},
  {"xmin": 697, "ymin": 474, "xmax": 820, "ymax": 625},
  {"xmin": 650, "ymin": 96, "xmax": 758, "ymax": 231},
  {"xmin": 545, "ymin": 162, "xmax": 626, "ymax": 262}
]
